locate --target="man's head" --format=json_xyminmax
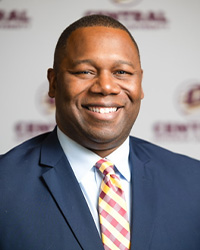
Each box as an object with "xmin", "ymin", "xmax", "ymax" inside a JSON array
[
  {"xmin": 53, "ymin": 15, "xmax": 140, "ymax": 72},
  {"xmin": 48, "ymin": 15, "xmax": 144, "ymax": 157}
]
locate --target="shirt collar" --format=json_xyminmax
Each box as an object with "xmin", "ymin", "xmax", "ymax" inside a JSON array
[
  {"xmin": 105, "ymin": 138, "xmax": 130, "ymax": 182},
  {"xmin": 57, "ymin": 127, "xmax": 131, "ymax": 183}
]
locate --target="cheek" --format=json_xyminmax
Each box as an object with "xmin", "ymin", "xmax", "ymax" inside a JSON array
[
  {"xmin": 55, "ymin": 79, "xmax": 75, "ymax": 103},
  {"xmin": 120, "ymin": 74, "xmax": 143, "ymax": 100},
  {"xmin": 126, "ymin": 85, "xmax": 143, "ymax": 103},
  {"xmin": 60, "ymin": 75, "xmax": 88, "ymax": 100},
  {"xmin": 55, "ymin": 82, "xmax": 86, "ymax": 117}
]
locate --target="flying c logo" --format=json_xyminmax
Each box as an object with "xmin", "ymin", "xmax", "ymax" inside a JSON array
[
  {"xmin": 177, "ymin": 81, "xmax": 200, "ymax": 117},
  {"xmin": 153, "ymin": 80, "xmax": 200, "ymax": 142}
]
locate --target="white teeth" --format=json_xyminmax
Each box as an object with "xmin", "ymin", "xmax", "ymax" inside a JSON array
[{"xmin": 88, "ymin": 107, "xmax": 117, "ymax": 114}]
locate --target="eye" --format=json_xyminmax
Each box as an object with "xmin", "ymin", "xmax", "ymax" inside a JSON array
[
  {"xmin": 114, "ymin": 70, "xmax": 133, "ymax": 76},
  {"xmin": 69, "ymin": 70, "xmax": 95, "ymax": 79},
  {"xmin": 116, "ymin": 70, "xmax": 127, "ymax": 74},
  {"xmin": 73, "ymin": 71, "xmax": 92, "ymax": 75}
]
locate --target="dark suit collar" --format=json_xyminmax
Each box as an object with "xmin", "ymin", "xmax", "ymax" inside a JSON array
[
  {"xmin": 129, "ymin": 137, "xmax": 157, "ymax": 250},
  {"xmin": 40, "ymin": 129, "xmax": 104, "ymax": 250},
  {"xmin": 40, "ymin": 128, "xmax": 63, "ymax": 167}
]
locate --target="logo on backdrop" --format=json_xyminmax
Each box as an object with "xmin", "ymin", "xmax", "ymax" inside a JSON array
[
  {"xmin": 84, "ymin": 10, "xmax": 168, "ymax": 30},
  {"xmin": 111, "ymin": 0, "xmax": 143, "ymax": 6},
  {"xmin": 177, "ymin": 81, "xmax": 200, "ymax": 116},
  {"xmin": 14, "ymin": 82, "xmax": 55, "ymax": 141},
  {"xmin": 0, "ymin": 9, "xmax": 31, "ymax": 28},
  {"xmin": 153, "ymin": 80, "xmax": 200, "ymax": 142},
  {"xmin": 84, "ymin": 0, "xmax": 168, "ymax": 30}
]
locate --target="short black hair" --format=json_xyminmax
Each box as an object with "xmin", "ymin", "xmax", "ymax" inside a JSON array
[{"xmin": 53, "ymin": 14, "xmax": 140, "ymax": 70}]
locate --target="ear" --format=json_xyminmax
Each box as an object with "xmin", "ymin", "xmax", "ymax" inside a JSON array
[
  {"xmin": 141, "ymin": 88, "xmax": 144, "ymax": 100},
  {"xmin": 47, "ymin": 68, "xmax": 56, "ymax": 98},
  {"xmin": 140, "ymin": 69, "xmax": 144, "ymax": 99}
]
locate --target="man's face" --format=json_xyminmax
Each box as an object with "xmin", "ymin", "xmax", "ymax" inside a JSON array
[{"xmin": 48, "ymin": 26, "xmax": 144, "ymax": 157}]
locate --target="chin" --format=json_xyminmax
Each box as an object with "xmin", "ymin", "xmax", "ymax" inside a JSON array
[{"xmin": 85, "ymin": 131, "xmax": 126, "ymax": 148}]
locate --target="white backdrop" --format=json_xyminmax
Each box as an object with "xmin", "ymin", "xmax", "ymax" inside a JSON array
[{"xmin": 0, "ymin": 0, "xmax": 200, "ymax": 160}]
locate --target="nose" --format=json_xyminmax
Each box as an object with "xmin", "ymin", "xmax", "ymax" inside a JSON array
[{"xmin": 89, "ymin": 71, "xmax": 121, "ymax": 96}]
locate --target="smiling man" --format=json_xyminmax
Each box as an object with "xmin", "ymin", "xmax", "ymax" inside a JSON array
[
  {"xmin": 47, "ymin": 23, "xmax": 143, "ymax": 157},
  {"xmin": 1, "ymin": 15, "xmax": 200, "ymax": 250}
]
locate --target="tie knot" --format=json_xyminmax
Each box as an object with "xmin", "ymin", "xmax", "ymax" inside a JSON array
[{"xmin": 95, "ymin": 159, "xmax": 115, "ymax": 176}]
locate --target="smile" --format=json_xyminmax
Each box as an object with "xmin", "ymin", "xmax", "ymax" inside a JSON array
[{"xmin": 88, "ymin": 107, "xmax": 117, "ymax": 114}]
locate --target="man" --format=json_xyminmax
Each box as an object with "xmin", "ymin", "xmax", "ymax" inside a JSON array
[{"xmin": 0, "ymin": 15, "xmax": 200, "ymax": 250}]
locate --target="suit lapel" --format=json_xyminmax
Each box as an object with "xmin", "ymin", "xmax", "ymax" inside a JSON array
[
  {"xmin": 129, "ymin": 138, "xmax": 157, "ymax": 250},
  {"xmin": 40, "ymin": 130, "xmax": 104, "ymax": 250},
  {"xmin": 39, "ymin": 131, "xmax": 157, "ymax": 250}
]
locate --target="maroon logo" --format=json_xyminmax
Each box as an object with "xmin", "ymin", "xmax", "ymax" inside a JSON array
[
  {"xmin": 15, "ymin": 122, "xmax": 55, "ymax": 141},
  {"xmin": 14, "ymin": 82, "xmax": 56, "ymax": 142},
  {"xmin": 111, "ymin": 0, "xmax": 143, "ymax": 6},
  {"xmin": 153, "ymin": 121, "xmax": 200, "ymax": 142},
  {"xmin": 84, "ymin": 10, "xmax": 168, "ymax": 29},
  {"xmin": 152, "ymin": 80, "xmax": 200, "ymax": 142},
  {"xmin": 177, "ymin": 81, "xmax": 200, "ymax": 116},
  {"xmin": 0, "ymin": 9, "xmax": 31, "ymax": 28}
]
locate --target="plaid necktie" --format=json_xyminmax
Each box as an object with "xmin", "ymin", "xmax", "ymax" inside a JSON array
[{"xmin": 95, "ymin": 159, "xmax": 130, "ymax": 250}]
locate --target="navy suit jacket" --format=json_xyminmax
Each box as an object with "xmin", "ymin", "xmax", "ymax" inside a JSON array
[{"xmin": 1, "ymin": 129, "xmax": 200, "ymax": 250}]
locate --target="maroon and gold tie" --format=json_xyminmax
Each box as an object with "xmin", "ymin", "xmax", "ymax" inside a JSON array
[{"xmin": 95, "ymin": 159, "xmax": 130, "ymax": 250}]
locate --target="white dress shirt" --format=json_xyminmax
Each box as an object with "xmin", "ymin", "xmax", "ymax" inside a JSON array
[{"xmin": 57, "ymin": 127, "xmax": 131, "ymax": 234}]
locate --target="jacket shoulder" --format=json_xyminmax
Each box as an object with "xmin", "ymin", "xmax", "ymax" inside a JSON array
[
  {"xmin": 0, "ymin": 132, "xmax": 51, "ymax": 163},
  {"xmin": 129, "ymin": 136, "xmax": 200, "ymax": 165}
]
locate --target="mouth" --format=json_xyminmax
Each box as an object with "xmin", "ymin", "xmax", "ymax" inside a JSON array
[{"xmin": 87, "ymin": 107, "xmax": 118, "ymax": 114}]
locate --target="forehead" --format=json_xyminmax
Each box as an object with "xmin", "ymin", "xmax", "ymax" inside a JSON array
[
  {"xmin": 65, "ymin": 26, "xmax": 138, "ymax": 58},
  {"xmin": 68, "ymin": 26, "xmax": 134, "ymax": 46}
]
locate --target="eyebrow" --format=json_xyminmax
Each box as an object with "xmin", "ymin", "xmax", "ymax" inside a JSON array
[
  {"xmin": 113, "ymin": 60, "xmax": 134, "ymax": 68},
  {"xmin": 71, "ymin": 59, "xmax": 135, "ymax": 68},
  {"xmin": 71, "ymin": 59, "xmax": 94, "ymax": 67}
]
